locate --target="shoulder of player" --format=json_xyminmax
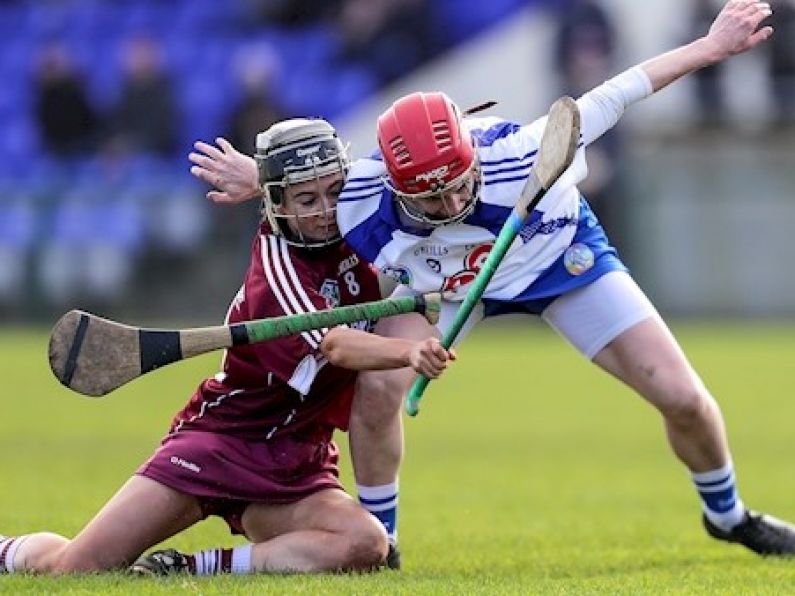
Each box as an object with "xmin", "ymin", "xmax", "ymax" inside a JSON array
[
  {"xmin": 337, "ymin": 157, "xmax": 388, "ymax": 235},
  {"xmin": 340, "ymin": 157, "xmax": 386, "ymax": 201},
  {"xmin": 469, "ymin": 115, "xmax": 541, "ymax": 194},
  {"xmin": 249, "ymin": 232, "xmax": 327, "ymax": 294}
]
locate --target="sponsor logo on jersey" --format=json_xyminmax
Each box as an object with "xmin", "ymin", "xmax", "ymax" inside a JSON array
[
  {"xmin": 415, "ymin": 164, "xmax": 449, "ymax": 184},
  {"xmin": 338, "ymin": 253, "xmax": 360, "ymax": 275},
  {"xmin": 440, "ymin": 243, "xmax": 493, "ymax": 297},
  {"xmin": 320, "ymin": 279, "xmax": 341, "ymax": 307},
  {"xmin": 563, "ymin": 243, "xmax": 594, "ymax": 275},
  {"xmin": 518, "ymin": 216, "xmax": 577, "ymax": 243},
  {"xmin": 381, "ymin": 265, "xmax": 412, "ymax": 285},
  {"xmin": 170, "ymin": 456, "xmax": 202, "ymax": 473},
  {"xmin": 413, "ymin": 244, "xmax": 449, "ymax": 257},
  {"xmin": 426, "ymin": 258, "xmax": 441, "ymax": 273}
]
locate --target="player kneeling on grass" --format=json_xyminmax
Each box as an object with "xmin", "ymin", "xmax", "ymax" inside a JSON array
[
  {"xmin": 0, "ymin": 119, "xmax": 455, "ymax": 577},
  {"xmin": 188, "ymin": 1, "xmax": 795, "ymax": 558}
]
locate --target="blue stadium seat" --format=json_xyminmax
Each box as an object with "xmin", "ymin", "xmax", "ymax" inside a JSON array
[{"xmin": 430, "ymin": 0, "xmax": 528, "ymax": 44}]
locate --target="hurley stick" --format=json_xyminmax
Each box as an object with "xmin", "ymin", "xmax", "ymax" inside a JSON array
[
  {"xmin": 405, "ymin": 96, "xmax": 581, "ymax": 417},
  {"xmin": 50, "ymin": 292, "xmax": 441, "ymax": 397}
]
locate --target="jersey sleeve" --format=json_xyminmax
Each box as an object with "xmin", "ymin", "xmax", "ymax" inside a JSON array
[
  {"xmin": 576, "ymin": 65, "xmax": 653, "ymax": 146},
  {"xmin": 337, "ymin": 157, "xmax": 394, "ymax": 266},
  {"xmin": 236, "ymin": 233, "xmax": 334, "ymax": 395}
]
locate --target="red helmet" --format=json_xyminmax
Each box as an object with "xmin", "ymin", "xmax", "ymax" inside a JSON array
[{"xmin": 377, "ymin": 92, "xmax": 476, "ymax": 199}]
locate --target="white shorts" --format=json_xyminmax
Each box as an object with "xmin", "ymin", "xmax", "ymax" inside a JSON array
[{"xmin": 391, "ymin": 271, "xmax": 658, "ymax": 360}]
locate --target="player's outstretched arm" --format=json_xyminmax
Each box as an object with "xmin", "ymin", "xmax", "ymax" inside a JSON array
[
  {"xmin": 320, "ymin": 327, "xmax": 456, "ymax": 379},
  {"xmin": 575, "ymin": 1, "xmax": 772, "ymax": 146},
  {"xmin": 189, "ymin": 137, "xmax": 261, "ymax": 205},
  {"xmin": 640, "ymin": 0, "xmax": 773, "ymax": 93}
]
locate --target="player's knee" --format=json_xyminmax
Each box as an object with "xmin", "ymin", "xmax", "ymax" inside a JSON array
[
  {"xmin": 658, "ymin": 382, "xmax": 714, "ymax": 426},
  {"xmin": 341, "ymin": 515, "xmax": 389, "ymax": 570},
  {"xmin": 354, "ymin": 370, "xmax": 406, "ymax": 416}
]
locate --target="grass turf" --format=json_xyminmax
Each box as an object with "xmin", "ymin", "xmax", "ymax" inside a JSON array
[{"xmin": 1, "ymin": 319, "xmax": 795, "ymax": 594}]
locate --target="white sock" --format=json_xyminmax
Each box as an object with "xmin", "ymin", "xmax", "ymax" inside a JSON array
[
  {"xmin": 0, "ymin": 535, "xmax": 29, "ymax": 573},
  {"xmin": 692, "ymin": 463, "xmax": 746, "ymax": 531},
  {"xmin": 357, "ymin": 481, "xmax": 399, "ymax": 545},
  {"xmin": 192, "ymin": 544, "xmax": 252, "ymax": 575},
  {"xmin": 230, "ymin": 544, "xmax": 253, "ymax": 574}
]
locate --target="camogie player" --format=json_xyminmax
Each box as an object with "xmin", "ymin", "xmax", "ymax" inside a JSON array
[
  {"xmin": 188, "ymin": 1, "xmax": 795, "ymax": 557},
  {"xmin": 0, "ymin": 119, "xmax": 454, "ymax": 576}
]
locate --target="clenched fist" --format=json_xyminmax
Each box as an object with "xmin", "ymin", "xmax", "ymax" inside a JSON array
[{"xmin": 408, "ymin": 337, "xmax": 457, "ymax": 379}]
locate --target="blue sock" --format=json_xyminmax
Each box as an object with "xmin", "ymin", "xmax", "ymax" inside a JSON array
[
  {"xmin": 692, "ymin": 462, "xmax": 745, "ymax": 531},
  {"xmin": 357, "ymin": 481, "xmax": 398, "ymax": 545}
]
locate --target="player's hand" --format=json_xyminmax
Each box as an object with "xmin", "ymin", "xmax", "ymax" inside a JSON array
[
  {"xmin": 706, "ymin": 1, "xmax": 773, "ymax": 59},
  {"xmin": 189, "ymin": 137, "xmax": 261, "ymax": 204},
  {"xmin": 408, "ymin": 337, "xmax": 457, "ymax": 379}
]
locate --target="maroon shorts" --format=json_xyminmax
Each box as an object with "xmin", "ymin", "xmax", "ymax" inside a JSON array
[{"xmin": 136, "ymin": 427, "xmax": 342, "ymax": 535}]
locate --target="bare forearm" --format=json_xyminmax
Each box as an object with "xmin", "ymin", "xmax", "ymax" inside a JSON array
[
  {"xmin": 640, "ymin": 37, "xmax": 723, "ymax": 93},
  {"xmin": 320, "ymin": 327, "xmax": 412, "ymax": 371}
]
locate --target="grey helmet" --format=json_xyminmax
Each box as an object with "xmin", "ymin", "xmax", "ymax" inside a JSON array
[{"xmin": 255, "ymin": 118, "xmax": 349, "ymax": 248}]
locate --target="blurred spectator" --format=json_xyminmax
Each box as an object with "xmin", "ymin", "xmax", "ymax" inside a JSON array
[
  {"xmin": 108, "ymin": 35, "xmax": 178, "ymax": 155},
  {"xmin": 689, "ymin": 0, "xmax": 728, "ymax": 128},
  {"xmin": 33, "ymin": 41, "xmax": 101, "ymax": 157},
  {"xmin": 227, "ymin": 47, "xmax": 286, "ymax": 155},
  {"xmin": 554, "ymin": 0, "xmax": 616, "ymax": 97},
  {"xmin": 767, "ymin": 0, "xmax": 795, "ymax": 126},
  {"xmin": 552, "ymin": 0, "xmax": 626, "ymax": 245},
  {"xmin": 244, "ymin": 0, "xmax": 342, "ymax": 27},
  {"xmin": 334, "ymin": 0, "xmax": 438, "ymax": 85}
]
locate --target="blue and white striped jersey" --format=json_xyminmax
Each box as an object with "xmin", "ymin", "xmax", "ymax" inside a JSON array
[{"xmin": 337, "ymin": 67, "xmax": 652, "ymax": 302}]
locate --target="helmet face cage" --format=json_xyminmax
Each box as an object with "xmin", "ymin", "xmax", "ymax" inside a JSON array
[
  {"xmin": 387, "ymin": 156, "xmax": 481, "ymax": 227},
  {"xmin": 255, "ymin": 119, "xmax": 349, "ymax": 248}
]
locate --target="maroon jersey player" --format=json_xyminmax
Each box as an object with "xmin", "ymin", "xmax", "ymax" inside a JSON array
[{"xmin": 0, "ymin": 119, "xmax": 454, "ymax": 577}]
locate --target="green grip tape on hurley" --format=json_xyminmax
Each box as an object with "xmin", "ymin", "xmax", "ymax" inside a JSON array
[{"xmin": 245, "ymin": 295, "xmax": 425, "ymax": 344}]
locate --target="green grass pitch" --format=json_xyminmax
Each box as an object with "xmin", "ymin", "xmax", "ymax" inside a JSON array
[{"xmin": 1, "ymin": 319, "xmax": 795, "ymax": 594}]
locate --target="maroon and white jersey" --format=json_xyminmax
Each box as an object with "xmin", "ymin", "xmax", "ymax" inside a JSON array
[{"xmin": 170, "ymin": 224, "xmax": 381, "ymax": 441}]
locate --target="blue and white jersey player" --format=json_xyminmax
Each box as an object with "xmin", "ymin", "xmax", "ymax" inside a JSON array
[
  {"xmin": 336, "ymin": 84, "xmax": 647, "ymax": 358},
  {"xmin": 189, "ymin": 0, "xmax": 795, "ymax": 559}
]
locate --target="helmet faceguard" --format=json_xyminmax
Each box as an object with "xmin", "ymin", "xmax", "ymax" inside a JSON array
[
  {"xmin": 377, "ymin": 92, "xmax": 480, "ymax": 226},
  {"xmin": 255, "ymin": 118, "xmax": 349, "ymax": 248}
]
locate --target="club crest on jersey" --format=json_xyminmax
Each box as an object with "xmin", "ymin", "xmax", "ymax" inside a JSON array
[
  {"xmin": 563, "ymin": 243, "xmax": 594, "ymax": 275},
  {"xmin": 426, "ymin": 258, "xmax": 441, "ymax": 273},
  {"xmin": 440, "ymin": 242, "xmax": 493, "ymax": 298},
  {"xmin": 320, "ymin": 279, "xmax": 341, "ymax": 307},
  {"xmin": 381, "ymin": 265, "xmax": 412, "ymax": 286}
]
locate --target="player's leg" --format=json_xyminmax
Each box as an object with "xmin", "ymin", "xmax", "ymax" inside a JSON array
[
  {"xmin": 2, "ymin": 475, "xmax": 203, "ymax": 574},
  {"xmin": 135, "ymin": 488, "xmax": 387, "ymax": 574},
  {"xmin": 544, "ymin": 270, "xmax": 795, "ymax": 555},
  {"xmin": 350, "ymin": 292, "xmax": 479, "ymax": 568},
  {"xmin": 350, "ymin": 312, "xmax": 432, "ymax": 566}
]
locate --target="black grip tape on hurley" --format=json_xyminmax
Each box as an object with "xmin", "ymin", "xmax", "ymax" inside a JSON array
[
  {"xmin": 139, "ymin": 330, "xmax": 183, "ymax": 373},
  {"xmin": 62, "ymin": 313, "xmax": 90, "ymax": 387}
]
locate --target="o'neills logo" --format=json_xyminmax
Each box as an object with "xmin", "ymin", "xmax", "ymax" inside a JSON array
[
  {"xmin": 170, "ymin": 456, "xmax": 202, "ymax": 473},
  {"xmin": 415, "ymin": 164, "xmax": 449, "ymax": 183}
]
